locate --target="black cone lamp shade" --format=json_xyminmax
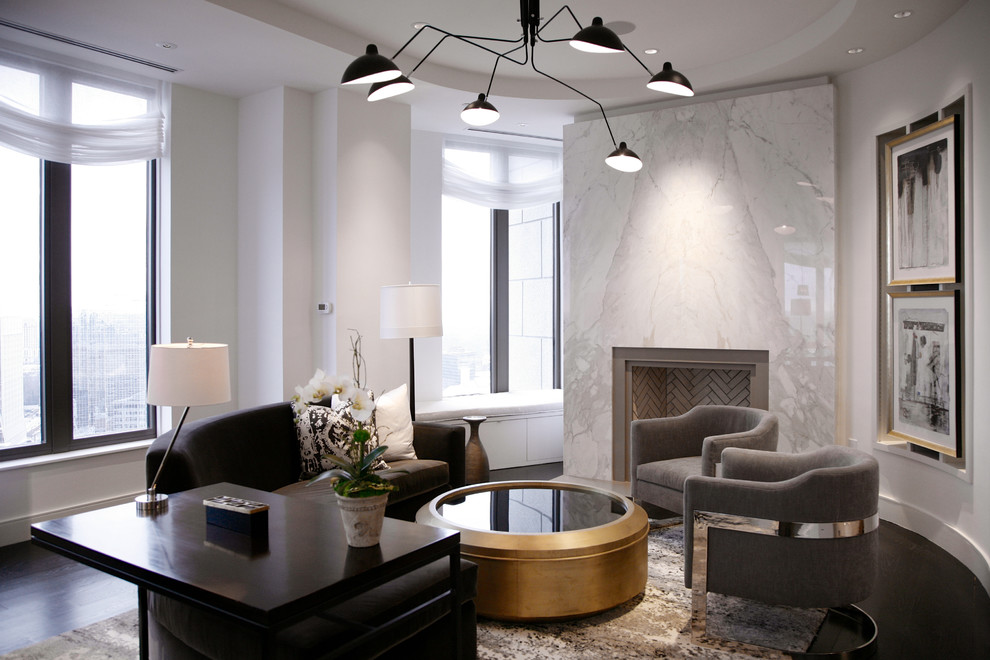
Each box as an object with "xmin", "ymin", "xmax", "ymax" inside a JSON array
[
  {"xmin": 570, "ymin": 17, "xmax": 625, "ymax": 53},
  {"xmin": 605, "ymin": 142, "xmax": 643, "ymax": 173},
  {"xmin": 368, "ymin": 75, "xmax": 415, "ymax": 101},
  {"xmin": 648, "ymin": 61, "xmax": 694, "ymax": 96},
  {"xmin": 341, "ymin": 44, "xmax": 402, "ymax": 85},
  {"xmin": 461, "ymin": 93, "xmax": 500, "ymax": 126}
]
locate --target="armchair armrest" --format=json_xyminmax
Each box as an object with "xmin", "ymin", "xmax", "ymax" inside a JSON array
[
  {"xmin": 699, "ymin": 415, "xmax": 778, "ymax": 477},
  {"xmin": 683, "ymin": 473, "xmax": 808, "ymax": 587},
  {"xmin": 412, "ymin": 421, "xmax": 466, "ymax": 488},
  {"xmin": 630, "ymin": 414, "xmax": 707, "ymax": 466},
  {"xmin": 720, "ymin": 446, "xmax": 819, "ymax": 482}
]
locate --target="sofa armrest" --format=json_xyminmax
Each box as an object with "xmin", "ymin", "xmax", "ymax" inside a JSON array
[
  {"xmin": 146, "ymin": 402, "xmax": 300, "ymax": 494},
  {"xmin": 412, "ymin": 421, "xmax": 466, "ymax": 489}
]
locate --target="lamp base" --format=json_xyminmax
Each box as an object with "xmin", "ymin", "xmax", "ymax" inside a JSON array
[{"xmin": 135, "ymin": 492, "xmax": 168, "ymax": 513}]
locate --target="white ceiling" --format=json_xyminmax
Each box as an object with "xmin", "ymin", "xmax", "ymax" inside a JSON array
[{"xmin": 0, "ymin": 0, "xmax": 966, "ymax": 139}]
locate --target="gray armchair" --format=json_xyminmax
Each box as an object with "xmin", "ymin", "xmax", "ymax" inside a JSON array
[
  {"xmin": 684, "ymin": 445, "xmax": 880, "ymax": 655},
  {"xmin": 630, "ymin": 405, "xmax": 779, "ymax": 514}
]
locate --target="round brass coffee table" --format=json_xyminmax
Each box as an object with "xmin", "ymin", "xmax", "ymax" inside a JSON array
[{"xmin": 416, "ymin": 480, "xmax": 648, "ymax": 621}]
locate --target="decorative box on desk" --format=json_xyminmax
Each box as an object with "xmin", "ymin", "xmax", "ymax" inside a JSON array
[{"xmin": 204, "ymin": 495, "xmax": 269, "ymax": 535}]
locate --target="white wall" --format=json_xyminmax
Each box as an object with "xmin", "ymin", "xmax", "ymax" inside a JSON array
[
  {"xmin": 312, "ymin": 89, "xmax": 339, "ymax": 375},
  {"xmin": 167, "ymin": 85, "xmax": 240, "ymax": 421},
  {"xmin": 237, "ymin": 88, "xmax": 287, "ymax": 406},
  {"xmin": 332, "ymin": 89, "xmax": 413, "ymax": 395},
  {"xmin": 237, "ymin": 87, "xmax": 316, "ymax": 405},
  {"xmin": 835, "ymin": 0, "xmax": 988, "ymax": 591},
  {"xmin": 281, "ymin": 89, "xmax": 315, "ymax": 400},
  {"xmin": 410, "ymin": 130, "xmax": 444, "ymax": 403}
]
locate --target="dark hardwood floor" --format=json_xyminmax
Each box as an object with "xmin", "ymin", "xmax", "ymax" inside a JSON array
[
  {"xmin": 1, "ymin": 463, "xmax": 987, "ymax": 658},
  {"xmin": 0, "ymin": 537, "xmax": 136, "ymax": 655}
]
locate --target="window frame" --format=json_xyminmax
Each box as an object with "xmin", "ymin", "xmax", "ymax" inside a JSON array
[
  {"xmin": 488, "ymin": 202, "xmax": 562, "ymax": 394},
  {"xmin": 0, "ymin": 158, "xmax": 158, "ymax": 461}
]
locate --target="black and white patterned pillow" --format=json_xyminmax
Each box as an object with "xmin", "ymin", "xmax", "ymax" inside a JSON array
[{"xmin": 295, "ymin": 404, "xmax": 388, "ymax": 479}]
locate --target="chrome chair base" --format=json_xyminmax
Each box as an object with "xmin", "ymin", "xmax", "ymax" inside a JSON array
[{"xmin": 691, "ymin": 509, "xmax": 880, "ymax": 658}]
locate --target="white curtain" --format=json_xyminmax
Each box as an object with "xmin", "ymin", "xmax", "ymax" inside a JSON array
[
  {"xmin": 443, "ymin": 137, "xmax": 562, "ymax": 209},
  {"xmin": 0, "ymin": 46, "xmax": 167, "ymax": 165}
]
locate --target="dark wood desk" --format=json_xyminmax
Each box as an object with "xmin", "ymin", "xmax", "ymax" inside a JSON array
[{"xmin": 31, "ymin": 483, "xmax": 462, "ymax": 659}]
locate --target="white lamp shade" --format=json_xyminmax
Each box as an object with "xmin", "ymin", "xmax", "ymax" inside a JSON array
[
  {"xmin": 147, "ymin": 342, "xmax": 231, "ymax": 407},
  {"xmin": 380, "ymin": 284, "xmax": 442, "ymax": 339}
]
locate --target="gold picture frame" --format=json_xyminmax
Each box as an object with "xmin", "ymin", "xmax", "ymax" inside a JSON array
[{"xmin": 885, "ymin": 116, "xmax": 959, "ymax": 286}]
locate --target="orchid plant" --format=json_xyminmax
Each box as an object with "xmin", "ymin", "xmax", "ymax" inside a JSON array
[{"xmin": 295, "ymin": 332, "xmax": 399, "ymax": 498}]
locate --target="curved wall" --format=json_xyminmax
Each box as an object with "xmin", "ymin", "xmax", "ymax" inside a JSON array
[{"xmin": 835, "ymin": 0, "xmax": 988, "ymax": 592}]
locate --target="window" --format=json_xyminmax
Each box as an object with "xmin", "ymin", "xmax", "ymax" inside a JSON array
[
  {"xmin": 441, "ymin": 140, "xmax": 562, "ymax": 396},
  {"xmin": 0, "ymin": 49, "xmax": 166, "ymax": 459}
]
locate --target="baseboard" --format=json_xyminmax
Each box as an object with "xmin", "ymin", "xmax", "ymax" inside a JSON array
[
  {"xmin": 0, "ymin": 491, "xmax": 142, "ymax": 547},
  {"xmin": 879, "ymin": 495, "xmax": 990, "ymax": 597}
]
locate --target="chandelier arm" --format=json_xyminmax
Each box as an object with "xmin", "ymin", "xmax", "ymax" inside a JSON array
[
  {"xmin": 623, "ymin": 46, "xmax": 657, "ymax": 76},
  {"xmin": 536, "ymin": 5, "xmax": 584, "ymax": 36},
  {"xmin": 534, "ymin": 4, "xmax": 583, "ymax": 42},
  {"xmin": 529, "ymin": 56, "xmax": 617, "ymax": 147},
  {"xmin": 406, "ymin": 34, "xmax": 456, "ymax": 76},
  {"xmin": 483, "ymin": 55, "xmax": 501, "ymax": 98},
  {"xmin": 393, "ymin": 24, "xmax": 528, "ymax": 71},
  {"xmin": 391, "ymin": 24, "xmax": 433, "ymax": 60},
  {"xmin": 502, "ymin": 41, "xmax": 530, "ymax": 68}
]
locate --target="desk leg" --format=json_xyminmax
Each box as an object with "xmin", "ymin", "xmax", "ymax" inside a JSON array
[
  {"xmin": 138, "ymin": 586, "xmax": 149, "ymax": 660},
  {"xmin": 263, "ymin": 631, "xmax": 277, "ymax": 659},
  {"xmin": 450, "ymin": 548, "xmax": 462, "ymax": 659}
]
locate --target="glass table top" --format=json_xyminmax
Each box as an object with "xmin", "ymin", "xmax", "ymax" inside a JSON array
[{"xmin": 434, "ymin": 483, "xmax": 629, "ymax": 534}]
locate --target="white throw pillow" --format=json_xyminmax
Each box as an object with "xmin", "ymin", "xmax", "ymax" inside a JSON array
[{"xmin": 376, "ymin": 384, "xmax": 417, "ymax": 461}]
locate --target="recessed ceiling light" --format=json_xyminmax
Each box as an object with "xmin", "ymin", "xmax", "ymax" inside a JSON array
[
  {"xmin": 155, "ymin": 42, "xmax": 177, "ymax": 50},
  {"xmin": 412, "ymin": 22, "xmax": 427, "ymax": 30},
  {"xmin": 774, "ymin": 224, "xmax": 797, "ymax": 235},
  {"xmin": 644, "ymin": 48, "xmax": 658, "ymax": 55},
  {"xmin": 796, "ymin": 181, "xmax": 814, "ymax": 187},
  {"xmin": 893, "ymin": 10, "xmax": 913, "ymax": 19},
  {"xmin": 847, "ymin": 47, "xmax": 864, "ymax": 55}
]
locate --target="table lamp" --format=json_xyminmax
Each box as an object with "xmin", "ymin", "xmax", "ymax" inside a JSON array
[
  {"xmin": 380, "ymin": 284, "xmax": 442, "ymax": 421},
  {"xmin": 136, "ymin": 338, "xmax": 231, "ymax": 512}
]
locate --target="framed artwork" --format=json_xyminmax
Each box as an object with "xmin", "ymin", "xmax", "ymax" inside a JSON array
[
  {"xmin": 888, "ymin": 290, "xmax": 960, "ymax": 456},
  {"xmin": 885, "ymin": 116, "xmax": 959, "ymax": 285}
]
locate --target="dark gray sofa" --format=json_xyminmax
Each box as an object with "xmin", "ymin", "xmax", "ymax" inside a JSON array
[
  {"xmin": 145, "ymin": 400, "xmax": 467, "ymax": 521},
  {"xmin": 144, "ymin": 400, "xmax": 476, "ymax": 659}
]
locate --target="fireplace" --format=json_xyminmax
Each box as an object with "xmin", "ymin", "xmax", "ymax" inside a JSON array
[{"xmin": 611, "ymin": 347, "xmax": 769, "ymax": 481}]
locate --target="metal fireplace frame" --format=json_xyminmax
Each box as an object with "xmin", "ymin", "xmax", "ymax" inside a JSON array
[{"xmin": 611, "ymin": 347, "xmax": 770, "ymax": 481}]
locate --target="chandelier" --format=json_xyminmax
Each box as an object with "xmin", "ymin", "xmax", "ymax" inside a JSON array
[{"xmin": 339, "ymin": 0, "xmax": 693, "ymax": 173}]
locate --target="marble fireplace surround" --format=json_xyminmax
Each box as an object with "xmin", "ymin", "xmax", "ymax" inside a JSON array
[
  {"xmin": 562, "ymin": 83, "xmax": 835, "ymax": 483},
  {"xmin": 611, "ymin": 347, "xmax": 770, "ymax": 481}
]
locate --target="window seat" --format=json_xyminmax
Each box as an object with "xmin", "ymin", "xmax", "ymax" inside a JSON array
[{"xmin": 416, "ymin": 390, "xmax": 563, "ymax": 423}]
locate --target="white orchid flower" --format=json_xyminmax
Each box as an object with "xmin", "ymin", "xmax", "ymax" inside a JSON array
[
  {"xmin": 327, "ymin": 374, "xmax": 356, "ymax": 400},
  {"xmin": 308, "ymin": 368, "xmax": 326, "ymax": 386},
  {"xmin": 349, "ymin": 389, "xmax": 376, "ymax": 423}
]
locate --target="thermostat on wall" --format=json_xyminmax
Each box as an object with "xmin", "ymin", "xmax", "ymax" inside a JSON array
[{"xmin": 317, "ymin": 302, "xmax": 333, "ymax": 314}]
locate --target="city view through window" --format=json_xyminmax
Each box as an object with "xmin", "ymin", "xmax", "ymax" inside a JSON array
[
  {"xmin": 0, "ymin": 67, "xmax": 153, "ymax": 451},
  {"xmin": 440, "ymin": 144, "xmax": 558, "ymax": 396}
]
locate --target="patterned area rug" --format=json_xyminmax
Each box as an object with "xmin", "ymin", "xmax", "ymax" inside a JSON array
[
  {"xmin": 0, "ymin": 612, "xmax": 139, "ymax": 659},
  {"xmin": 477, "ymin": 519, "xmax": 824, "ymax": 659},
  {"xmin": 2, "ymin": 521, "xmax": 823, "ymax": 659}
]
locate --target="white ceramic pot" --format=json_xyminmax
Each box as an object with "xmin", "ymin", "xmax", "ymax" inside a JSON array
[{"xmin": 335, "ymin": 492, "xmax": 389, "ymax": 547}]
